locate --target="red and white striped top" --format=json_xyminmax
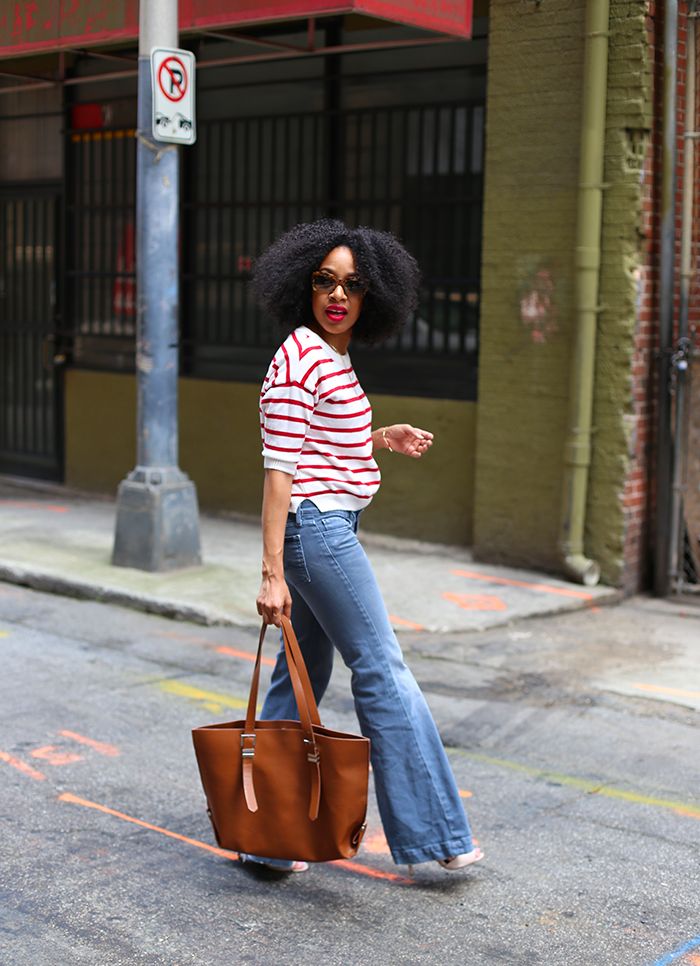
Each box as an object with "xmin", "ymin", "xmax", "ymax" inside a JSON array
[{"xmin": 260, "ymin": 326, "xmax": 381, "ymax": 511}]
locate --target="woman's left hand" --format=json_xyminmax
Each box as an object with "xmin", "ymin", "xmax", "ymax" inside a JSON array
[{"xmin": 382, "ymin": 424, "xmax": 434, "ymax": 458}]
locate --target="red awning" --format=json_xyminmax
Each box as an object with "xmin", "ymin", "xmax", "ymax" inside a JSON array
[{"xmin": 0, "ymin": 0, "xmax": 472, "ymax": 59}]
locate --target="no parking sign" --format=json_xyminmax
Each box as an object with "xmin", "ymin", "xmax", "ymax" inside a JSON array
[{"xmin": 151, "ymin": 47, "xmax": 196, "ymax": 145}]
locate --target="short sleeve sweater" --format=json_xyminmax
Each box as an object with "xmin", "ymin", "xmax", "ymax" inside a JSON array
[{"xmin": 260, "ymin": 326, "xmax": 381, "ymax": 512}]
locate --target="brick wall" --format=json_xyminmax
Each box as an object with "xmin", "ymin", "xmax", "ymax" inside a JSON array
[
  {"xmin": 628, "ymin": 0, "xmax": 700, "ymax": 591},
  {"xmin": 589, "ymin": 0, "xmax": 653, "ymax": 591}
]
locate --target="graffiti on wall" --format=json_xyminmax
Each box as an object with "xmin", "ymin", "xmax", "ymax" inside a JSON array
[{"xmin": 518, "ymin": 265, "xmax": 558, "ymax": 343}]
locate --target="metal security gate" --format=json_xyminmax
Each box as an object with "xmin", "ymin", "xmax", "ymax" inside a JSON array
[
  {"xmin": 182, "ymin": 101, "xmax": 484, "ymax": 397},
  {"xmin": 65, "ymin": 97, "xmax": 484, "ymax": 400},
  {"xmin": 0, "ymin": 186, "xmax": 63, "ymax": 480}
]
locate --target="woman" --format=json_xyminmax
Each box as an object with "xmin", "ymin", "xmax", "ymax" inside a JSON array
[{"xmin": 246, "ymin": 220, "xmax": 483, "ymax": 875}]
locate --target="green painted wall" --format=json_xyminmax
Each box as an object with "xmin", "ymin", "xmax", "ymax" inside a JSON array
[
  {"xmin": 65, "ymin": 370, "xmax": 476, "ymax": 545},
  {"xmin": 474, "ymin": 0, "xmax": 584, "ymax": 573},
  {"xmin": 474, "ymin": 0, "xmax": 649, "ymax": 586}
]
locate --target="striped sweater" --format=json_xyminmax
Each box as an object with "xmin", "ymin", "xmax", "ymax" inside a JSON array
[{"xmin": 260, "ymin": 325, "xmax": 381, "ymax": 511}]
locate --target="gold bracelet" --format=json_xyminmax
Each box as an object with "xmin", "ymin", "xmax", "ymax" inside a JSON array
[{"xmin": 382, "ymin": 427, "xmax": 393, "ymax": 453}]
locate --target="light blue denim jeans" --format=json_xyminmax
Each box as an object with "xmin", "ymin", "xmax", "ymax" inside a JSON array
[{"xmin": 256, "ymin": 500, "xmax": 475, "ymax": 867}]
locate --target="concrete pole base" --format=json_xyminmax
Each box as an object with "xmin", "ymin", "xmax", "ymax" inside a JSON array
[{"xmin": 112, "ymin": 467, "xmax": 202, "ymax": 572}]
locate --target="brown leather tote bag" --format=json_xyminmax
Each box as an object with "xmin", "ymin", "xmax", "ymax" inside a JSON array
[{"xmin": 192, "ymin": 615, "xmax": 370, "ymax": 862}]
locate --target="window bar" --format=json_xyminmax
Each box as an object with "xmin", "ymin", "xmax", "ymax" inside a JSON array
[
  {"xmin": 353, "ymin": 111, "xmax": 362, "ymax": 225},
  {"xmin": 36, "ymin": 198, "xmax": 47, "ymax": 455},
  {"xmin": 87, "ymin": 135, "xmax": 95, "ymax": 336},
  {"xmin": 252, "ymin": 115, "xmax": 263, "ymax": 346},
  {"xmin": 101, "ymin": 131, "xmax": 110, "ymax": 335},
  {"xmin": 297, "ymin": 114, "xmax": 304, "ymax": 228},
  {"xmin": 241, "ymin": 117, "xmax": 251, "ymax": 347},
  {"xmin": 43, "ymin": 197, "xmax": 53, "ymax": 457},
  {"xmin": 232, "ymin": 120, "xmax": 242, "ymax": 351},
  {"xmin": 15, "ymin": 198, "xmax": 21, "ymax": 450},
  {"xmin": 226, "ymin": 120, "xmax": 234, "ymax": 351},
  {"xmin": 431, "ymin": 108, "xmax": 442, "ymax": 354},
  {"xmin": 72, "ymin": 134, "xmax": 84, "ymax": 337},
  {"xmin": 415, "ymin": 107, "xmax": 426, "ymax": 353},
  {"xmin": 384, "ymin": 109, "xmax": 392, "ymax": 236},
  {"xmin": 315, "ymin": 112, "xmax": 323, "ymax": 220},
  {"xmin": 27, "ymin": 197, "xmax": 35, "ymax": 451},
  {"xmin": 206, "ymin": 124, "xmax": 216, "ymax": 349},
  {"xmin": 442, "ymin": 108, "xmax": 453, "ymax": 355},
  {"xmin": 368, "ymin": 108, "xmax": 377, "ymax": 230},
  {"xmin": 216, "ymin": 120, "xmax": 225, "ymax": 347},
  {"xmin": 284, "ymin": 113, "xmax": 292, "ymax": 242},
  {"xmin": 19, "ymin": 199, "xmax": 28, "ymax": 452},
  {"xmin": 117, "ymin": 129, "xmax": 127, "ymax": 337}
]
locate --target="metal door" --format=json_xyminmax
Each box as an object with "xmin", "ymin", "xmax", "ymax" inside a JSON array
[{"xmin": 0, "ymin": 186, "xmax": 63, "ymax": 480}]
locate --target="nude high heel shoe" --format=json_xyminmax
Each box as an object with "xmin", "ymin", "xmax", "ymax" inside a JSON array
[{"xmin": 437, "ymin": 847, "xmax": 484, "ymax": 871}]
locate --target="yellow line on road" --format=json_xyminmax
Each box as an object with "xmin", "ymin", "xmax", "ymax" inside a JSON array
[
  {"xmin": 457, "ymin": 751, "xmax": 700, "ymax": 820},
  {"xmin": 155, "ymin": 680, "xmax": 250, "ymax": 713}
]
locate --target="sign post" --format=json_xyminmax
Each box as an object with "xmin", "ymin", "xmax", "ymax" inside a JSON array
[
  {"xmin": 112, "ymin": 0, "xmax": 201, "ymax": 572},
  {"xmin": 151, "ymin": 47, "xmax": 196, "ymax": 145}
]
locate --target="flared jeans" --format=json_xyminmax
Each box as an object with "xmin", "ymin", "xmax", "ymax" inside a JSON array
[{"xmin": 260, "ymin": 500, "xmax": 475, "ymax": 866}]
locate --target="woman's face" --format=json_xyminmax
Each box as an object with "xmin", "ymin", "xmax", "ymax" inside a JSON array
[{"xmin": 310, "ymin": 246, "xmax": 365, "ymax": 348}]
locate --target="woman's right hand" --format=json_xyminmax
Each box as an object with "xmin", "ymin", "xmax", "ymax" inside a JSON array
[{"xmin": 256, "ymin": 574, "xmax": 292, "ymax": 627}]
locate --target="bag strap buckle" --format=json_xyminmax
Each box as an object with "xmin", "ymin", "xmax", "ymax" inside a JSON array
[
  {"xmin": 303, "ymin": 737, "xmax": 320, "ymax": 764},
  {"xmin": 241, "ymin": 733, "xmax": 256, "ymax": 759}
]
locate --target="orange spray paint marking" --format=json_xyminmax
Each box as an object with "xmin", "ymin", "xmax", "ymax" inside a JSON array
[
  {"xmin": 388, "ymin": 615, "xmax": 426, "ymax": 631},
  {"xmin": 58, "ymin": 794, "xmax": 413, "ymax": 884},
  {"xmin": 452, "ymin": 569, "xmax": 594, "ymax": 601},
  {"xmin": 59, "ymin": 730, "xmax": 121, "ymax": 757},
  {"xmin": 332, "ymin": 858, "xmax": 414, "ymax": 885},
  {"xmin": 30, "ymin": 745, "xmax": 83, "ymax": 766},
  {"xmin": 684, "ymin": 953, "xmax": 700, "ymax": 965},
  {"xmin": 459, "ymin": 789, "xmax": 473, "ymax": 799},
  {"xmin": 0, "ymin": 750, "xmax": 47, "ymax": 781},
  {"xmin": 631, "ymin": 682, "xmax": 700, "ymax": 701},
  {"xmin": 58, "ymin": 793, "xmax": 238, "ymax": 860},
  {"xmin": 673, "ymin": 807, "xmax": 700, "ymax": 821},
  {"xmin": 0, "ymin": 500, "xmax": 68, "ymax": 513},
  {"xmin": 443, "ymin": 592, "xmax": 507, "ymax": 612},
  {"xmin": 216, "ymin": 645, "xmax": 275, "ymax": 667}
]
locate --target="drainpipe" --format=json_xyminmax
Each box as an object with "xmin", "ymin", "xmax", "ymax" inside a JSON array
[
  {"xmin": 667, "ymin": 1, "xmax": 696, "ymax": 589},
  {"xmin": 558, "ymin": 0, "xmax": 610, "ymax": 586},
  {"xmin": 653, "ymin": 0, "xmax": 679, "ymax": 596}
]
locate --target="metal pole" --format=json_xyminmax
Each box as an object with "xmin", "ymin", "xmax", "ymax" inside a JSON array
[
  {"xmin": 112, "ymin": 0, "xmax": 201, "ymax": 572},
  {"xmin": 654, "ymin": 0, "xmax": 679, "ymax": 596}
]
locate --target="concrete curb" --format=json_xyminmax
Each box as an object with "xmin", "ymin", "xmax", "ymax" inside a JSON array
[
  {"xmin": 0, "ymin": 563, "xmax": 243, "ymax": 628},
  {"xmin": 0, "ymin": 560, "xmax": 623, "ymax": 634}
]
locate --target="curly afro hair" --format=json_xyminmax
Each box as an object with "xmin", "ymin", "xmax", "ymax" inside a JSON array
[{"xmin": 251, "ymin": 219, "xmax": 420, "ymax": 345}]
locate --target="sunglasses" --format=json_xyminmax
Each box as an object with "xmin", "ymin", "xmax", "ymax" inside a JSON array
[{"xmin": 311, "ymin": 271, "xmax": 368, "ymax": 297}]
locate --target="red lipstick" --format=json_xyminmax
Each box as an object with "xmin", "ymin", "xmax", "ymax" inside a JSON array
[{"xmin": 325, "ymin": 306, "xmax": 347, "ymax": 322}]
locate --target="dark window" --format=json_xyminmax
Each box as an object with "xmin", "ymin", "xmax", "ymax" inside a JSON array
[{"xmin": 65, "ymin": 43, "xmax": 485, "ymax": 399}]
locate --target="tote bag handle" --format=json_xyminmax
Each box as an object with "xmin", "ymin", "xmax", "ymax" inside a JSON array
[{"xmin": 242, "ymin": 615, "xmax": 323, "ymax": 820}]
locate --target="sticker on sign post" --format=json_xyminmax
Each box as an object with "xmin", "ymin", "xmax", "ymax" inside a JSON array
[{"xmin": 151, "ymin": 47, "xmax": 196, "ymax": 145}]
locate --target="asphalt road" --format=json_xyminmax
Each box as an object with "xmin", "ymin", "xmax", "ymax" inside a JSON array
[{"xmin": 1, "ymin": 584, "xmax": 699, "ymax": 966}]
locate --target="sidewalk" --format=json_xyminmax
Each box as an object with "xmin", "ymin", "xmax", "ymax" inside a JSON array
[{"xmin": 0, "ymin": 476, "xmax": 618, "ymax": 633}]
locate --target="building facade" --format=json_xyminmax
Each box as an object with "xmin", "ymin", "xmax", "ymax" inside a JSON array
[{"xmin": 0, "ymin": 0, "xmax": 698, "ymax": 593}]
